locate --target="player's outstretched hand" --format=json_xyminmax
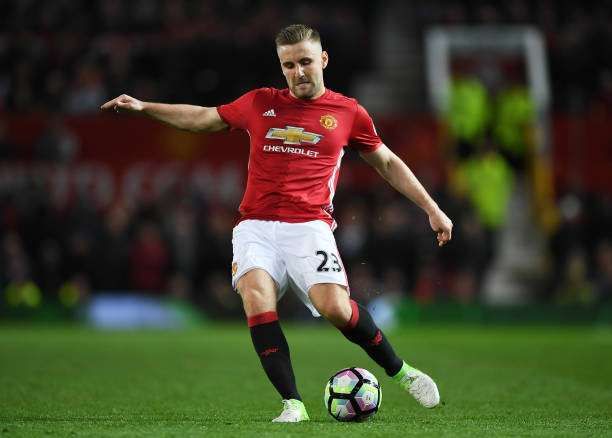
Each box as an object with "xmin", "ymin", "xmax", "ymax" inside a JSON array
[
  {"xmin": 100, "ymin": 94, "xmax": 144, "ymax": 114},
  {"xmin": 428, "ymin": 208, "xmax": 453, "ymax": 247}
]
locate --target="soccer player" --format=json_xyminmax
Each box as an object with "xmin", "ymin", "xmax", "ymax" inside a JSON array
[{"xmin": 101, "ymin": 24, "xmax": 453, "ymax": 422}]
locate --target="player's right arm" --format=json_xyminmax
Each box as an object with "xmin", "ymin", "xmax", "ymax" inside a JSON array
[
  {"xmin": 100, "ymin": 94, "xmax": 228, "ymax": 133},
  {"xmin": 349, "ymin": 102, "xmax": 453, "ymax": 247}
]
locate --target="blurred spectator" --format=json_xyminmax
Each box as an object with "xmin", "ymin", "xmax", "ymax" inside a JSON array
[
  {"xmin": 197, "ymin": 206, "xmax": 234, "ymax": 281},
  {"xmin": 346, "ymin": 263, "xmax": 378, "ymax": 302},
  {"xmin": 94, "ymin": 203, "xmax": 131, "ymax": 290},
  {"xmin": 65, "ymin": 62, "xmax": 107, "ymax": 114},
  {"xmin": 493, "ymin": 85, "xmax": 535, "ymax": 172},
  {"xmin": 58, "ymin": 274, "xmax": 91, "ymax": 308},
  {"xmin": 167, "ymin": 271, "xmax": 192, "ymax": 301},
  {"xmin": 380, "ymin": 267, "xmax": 408, "ymax": 297},
  {"xmin": 36, "ymin": 238, "xmax": 64, "ymax": 296},
  {"xmin": 34, "ymin": 114, "xmax": 80, "ymax": 162},
  {"xmin": 129, "ymin": 221, "xmax": 170, "ymax": 292},
  {"xmin": 593, "ymin": 69, "xmax": 612, "ymax": 115},
  {"xmin": 64, "ymin": 229, "xmax": 96, "ymax": 288},
  {"xmin": 0, "ymin": 119, "xmax": 17, "ymax": 159},
  {"xmin": 1, "ymin": 232, "xmax": 41, "ymax": 309},
  {"xmin": 165, "ymin": 201, "xmax": 199, "ymax": 278},
  {"xmin": 202, "ymin": 270, "xmax": 241, "ymax": 317},
  {"xmin": 412, "ymin": 262, "xmax": 442, "ymax": 303},
  {"xmin": 449, "ymin": 269, "xmax": 479, "ymax": 304},
  {"xmin": 336, "ymin": 200, "xmax": 368, "ymax": 265},
  {"xmin": 453, "ymin": 143, "xmax": 514, "ymax": 231},
  {"xmin": 445, "ymin": 77, "xmax": 490, "ymax": 159},
  {"xmin": 367, "ymin": 199, "xmax": 418, "ymax": 287},
  {"xmin": 1, "ymin": 232, "xmax": 31, "ymax": 287},
  {"xmin": 556, "ymin": 249, "xmax": 595, "ymax": 305},
  {"xmin": 444, "ymin": 208, "xmax": 490, "ymax": 286},
  {"xmin": 549, "ymin": 189, "xmax": 589, "ymax": 294},
  {"xmin": 594, "ymin": 240, "xmax": 612, "ymax": 304}
]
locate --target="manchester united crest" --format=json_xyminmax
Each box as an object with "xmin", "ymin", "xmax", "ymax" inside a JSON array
[{"xmin": 320, "ymin": 114, "xmax": 338, "ymax": 130}]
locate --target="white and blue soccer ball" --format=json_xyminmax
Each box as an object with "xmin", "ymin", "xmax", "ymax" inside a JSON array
[{"xmin": 324, "ymin": 367, "xmax": 381, "ymax": 422}]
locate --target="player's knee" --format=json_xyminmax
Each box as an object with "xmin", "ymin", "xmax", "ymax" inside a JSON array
[
  {"xmin": 239, "ymin": 285, "xmax": 275, "ymax": 316},
  {"xmin": 237, "ymin": 269, "xmax": 277, "ymax": 316},
  {"xmin": 318, "ymin": 299, "xmax": 352, "ymax": 328},
  {"xmin": 310, "ymin": 284, "xmax": 352, "ymax": 327}
]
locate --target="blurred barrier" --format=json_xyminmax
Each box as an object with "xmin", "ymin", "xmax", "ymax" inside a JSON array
[
  {"xmin": 85, "ymin": 294, "xmax": 203, "ymax": 329},
  {"xmin": 396, "ymin": 300, "xmax": 612, "ymax": 325},
  {"xmin": 0, "ymin": 291, "xmax": 203, "ymax": 328},
  {"xmin": 3, "ymin": 296, "xmax": 611, "ymax": 326}
]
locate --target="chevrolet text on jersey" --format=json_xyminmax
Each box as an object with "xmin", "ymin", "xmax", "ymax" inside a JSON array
[{"xmin": 263, "ymin": 144, "xmax": 319, "ymax": 158}]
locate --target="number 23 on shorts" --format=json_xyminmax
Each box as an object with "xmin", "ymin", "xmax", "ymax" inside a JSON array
[{"xmin": 315, "ymin": 250, "xmax": 342, "ymax": 272}]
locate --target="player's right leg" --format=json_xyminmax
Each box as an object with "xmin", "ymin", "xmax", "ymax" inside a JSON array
[
  {"xmin": 309, "ymin": 285, "xmax": 440, "ymax": 408},
  {"xmin": 275, "ymin": 219, "xmax": 439, "ymax": 409},
  {"xmin": 237, "ymin": 269, "xmax": 309, "ymax": 422}
]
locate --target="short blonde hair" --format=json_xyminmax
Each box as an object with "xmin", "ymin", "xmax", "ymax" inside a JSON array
[{"xmin": 275, "ymin": 24, "xmax": 321, "ymax": 47}]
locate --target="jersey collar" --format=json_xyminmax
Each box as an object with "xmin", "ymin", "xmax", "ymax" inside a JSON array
[{"xmin": 284, "ymin": 87, "xmax": 330, "ymax": 104}]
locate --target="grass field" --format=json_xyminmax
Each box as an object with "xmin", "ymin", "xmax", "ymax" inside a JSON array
[{"xmin": 1, "ymin": 323, "xmax": 611, "ymax": 437}]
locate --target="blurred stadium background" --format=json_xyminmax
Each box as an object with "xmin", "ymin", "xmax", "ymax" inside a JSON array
[{"xmin": 1, "ymin": 0, "xmax": 611, "ymax": 328}]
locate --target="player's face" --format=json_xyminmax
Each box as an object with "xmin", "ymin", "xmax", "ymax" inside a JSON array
[{"xmin": 277, "ymin": 40, "xmax": 328, "ymax": 100}]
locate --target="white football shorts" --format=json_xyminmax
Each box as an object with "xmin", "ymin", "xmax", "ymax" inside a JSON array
[{"xmin": 231, "ymin": 219, "xmax": 349, "ymax": 317}]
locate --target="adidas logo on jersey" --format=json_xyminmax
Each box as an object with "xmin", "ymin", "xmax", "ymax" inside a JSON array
[{"xmin": 262, "ymin": 109, "xmax": 276, "ymax": 117}]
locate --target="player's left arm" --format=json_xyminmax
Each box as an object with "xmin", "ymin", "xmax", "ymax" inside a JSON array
[{"xmin": 360, "ymin": 145, "xmax": 453, "ymax": 246}]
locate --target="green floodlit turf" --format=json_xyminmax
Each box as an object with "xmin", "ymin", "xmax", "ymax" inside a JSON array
[{"xmin": 1, "ymin": 324, "xmax": 612, "ymax": 437}]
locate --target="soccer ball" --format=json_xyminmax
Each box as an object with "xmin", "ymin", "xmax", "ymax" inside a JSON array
[{"xmin": 324, "ymin": 367, "xmax": 381, "ymax": 422}]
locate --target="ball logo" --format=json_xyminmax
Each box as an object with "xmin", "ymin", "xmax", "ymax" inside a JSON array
[{"xmin": 320, "ymin": 114, "xmax": 338, "ymax": 130}]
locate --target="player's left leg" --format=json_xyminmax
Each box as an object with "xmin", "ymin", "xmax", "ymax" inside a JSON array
[
  {"xmin": 238, "ymin": 269, "xmax": 309, "ymax": 422},
  {"xmin": 232, "ymin": 220, "xmax": 309, "ymax": 422},
  {"xmin": 309, "ymin": 284, "xmax": 440, "ymax": 408},
  {"xmin": 309, "ymin": 284, "xmax": 403, "ymax": 376}
]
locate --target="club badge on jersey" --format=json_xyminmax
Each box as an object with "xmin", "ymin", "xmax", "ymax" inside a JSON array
[{"xmin": 320, "ymin": 114, "xmax": 338, "ymax": 130}]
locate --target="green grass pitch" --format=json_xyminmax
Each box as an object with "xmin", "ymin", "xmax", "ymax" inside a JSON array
[{"xmin": 1, "ymin": 324, "xmax": 611, "ymax": 437}]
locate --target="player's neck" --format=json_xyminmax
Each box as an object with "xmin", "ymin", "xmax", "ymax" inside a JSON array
[{"xmin": 290, "ymin": 86, "xmax": 327, "ymax": 101}]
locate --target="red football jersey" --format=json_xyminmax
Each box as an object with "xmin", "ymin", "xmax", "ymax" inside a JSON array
[{"xmin": 217, "ymin": 87, "xmax": 383, "ymax": 229}]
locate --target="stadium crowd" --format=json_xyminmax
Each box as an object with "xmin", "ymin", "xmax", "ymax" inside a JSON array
[
  {"xmin": 1, "ymin": 0, "xmax": 611, "ymax": 317},
  {"xmin": 1, "ymin": 1, "xmax": 611, "ymax": 114},
  {"xmin": 0, "ymin": 0, "xmax": 375, "ymax": 113}
]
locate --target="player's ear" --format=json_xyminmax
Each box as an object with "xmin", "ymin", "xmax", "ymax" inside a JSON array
[{"xmin": 322, "ymin": 51, "xmax": 329, "ymax": 69}]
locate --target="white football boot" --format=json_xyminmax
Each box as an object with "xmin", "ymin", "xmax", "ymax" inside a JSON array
[
  {"xmin": 272, "ymin": 399, "xmax": 310, "ymax": 423},
  {"xmin": 393, "ymin": 362, "xmax": 440, "ymax": 408}
]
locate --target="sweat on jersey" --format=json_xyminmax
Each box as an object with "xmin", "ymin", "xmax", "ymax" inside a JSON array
[{"xmin": 217, "ymin": 87, "xmax": 383, "ymax": 229}]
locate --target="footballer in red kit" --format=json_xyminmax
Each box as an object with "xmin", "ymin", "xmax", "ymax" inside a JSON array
[
  {"xmin": 102, "ymin": 23, "xmax": 453, "ymax": 423},
  {"xmin": 218, "ymin": 87, "xmax": 381, "ymax": 228}
]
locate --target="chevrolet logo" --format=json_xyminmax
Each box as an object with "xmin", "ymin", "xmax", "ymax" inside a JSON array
[{"xmin": 265, "ymin": 126, "xmax": 322, "ymax": 145}]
